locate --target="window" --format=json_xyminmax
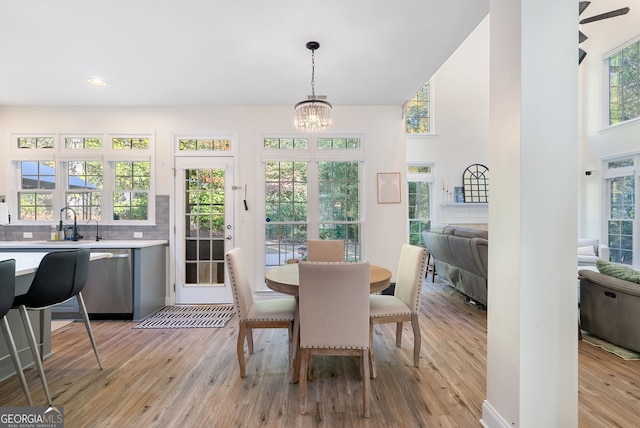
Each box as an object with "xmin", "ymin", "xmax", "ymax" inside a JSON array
[
  {"xmin": 405, "ymin": 80, "xmax": 432, "ymax": 133},
  {"xmin": 262, "ymin": 135, "xmax": 364, "ymax": 268},
  {"xmin": 407, "ymin": 164, "xmax": 433, "ymax": 246},
  {"xmin": 10, "ymin": 133, "xmax": 154, "ymax": 224},
  {"xmin": 608, "ymin": 38, "xmax": 640, "ymax": 126},
  {"xmin": 604, "ymin": 156, "xmax": 637, "ymax": 266}
]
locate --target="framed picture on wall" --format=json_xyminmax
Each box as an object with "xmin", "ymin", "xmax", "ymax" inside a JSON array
[
  {"xmin": 377, "ymin": 172, "xmax": 401, "ymax": 204},
  {"xmin": 454, "ymin": 186, "xmax": 465, "ymax": 203}
]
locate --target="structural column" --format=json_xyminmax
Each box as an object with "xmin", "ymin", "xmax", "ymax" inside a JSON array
[{"xmin": 483, "ymin": 1, "xmax": 578, "ymax": 427}]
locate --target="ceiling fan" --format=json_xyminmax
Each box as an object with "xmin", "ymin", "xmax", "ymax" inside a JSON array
[{"xmin": 579, "ymin": 1, "xmax": 630, "ymax": 64}]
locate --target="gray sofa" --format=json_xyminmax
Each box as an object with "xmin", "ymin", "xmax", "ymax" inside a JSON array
[
  {"xmin": 579, "ymin": 269, "xmax": 640, "ymax": 353},
  {"xmin": 422, "ymin": 226, "xmax": 488, "ymax": 306}
]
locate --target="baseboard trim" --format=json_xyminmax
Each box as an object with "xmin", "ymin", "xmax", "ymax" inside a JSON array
[{"xmin": 481, "ymin": 400, "xmax": 513, "ymax": 428}]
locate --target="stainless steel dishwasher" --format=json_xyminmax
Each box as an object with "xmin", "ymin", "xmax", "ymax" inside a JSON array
[{"xmin": 82, "ymin": 249, "xmax": 133, "ymax": 320}]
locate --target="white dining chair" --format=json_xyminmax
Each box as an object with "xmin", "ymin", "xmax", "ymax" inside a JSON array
[
  {"xmin": 298, "ymin": 261, "xmax": 371, "ymax": 417},
  {"xmin": 225, "ymin": 247, "xmax": 296, "ymax": 378},
  {"xmin": 369, "ymin": 244, "xmax": 427, "ymax": 378},
  {"xmin": 306, "ymin": 239, "xmax": 345, "ymax": 262}
]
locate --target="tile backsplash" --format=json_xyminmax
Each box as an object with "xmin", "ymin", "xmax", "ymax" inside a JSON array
[{"xmin": 0, "ymin": 195, "xmax": 170, "ymax": 241}]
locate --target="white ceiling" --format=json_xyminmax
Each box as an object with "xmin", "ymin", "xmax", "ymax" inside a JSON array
[{"xmin": 0, "ymin": 0, "xmax": 489, "ymax": 107}]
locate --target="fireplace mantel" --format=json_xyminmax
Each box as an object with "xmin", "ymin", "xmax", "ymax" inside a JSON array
[{"xmin": 441, "ymin": 203, "xmax": 488, "ymax": 226}]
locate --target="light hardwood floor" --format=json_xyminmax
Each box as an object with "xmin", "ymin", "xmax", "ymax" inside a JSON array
[{"xmin": 1, "ymin": 279, "xmax": 639, "ymax": 427}]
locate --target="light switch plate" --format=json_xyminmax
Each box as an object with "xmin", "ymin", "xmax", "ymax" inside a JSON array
[
  {"xmin": 23, "ymin": 231, "xmax": 33, "ymax": 238},
  {"xmin": 133, "ymin": 232, "xmax": 143, "ymax": 238}
]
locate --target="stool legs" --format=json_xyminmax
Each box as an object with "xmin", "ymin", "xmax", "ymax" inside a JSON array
[
  {"xmin": 18, "ymin": 306, "xmax": 52, "ymax": 405},
  {"xmin": 1, "ymin": 316, "xmax": 33, "ymax": 406},
  {"xmin": 77, "ymin": 292, "xmax": 102, "ymax": 369}
]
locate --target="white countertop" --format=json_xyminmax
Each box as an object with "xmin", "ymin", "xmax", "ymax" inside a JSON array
[
  {"xmin": 0, "ymin": 239, "xmax": 168, "ymax": 249},
  {"xmin": 0, "ymin": 251, "xmax": 112, "ymax": 276}
]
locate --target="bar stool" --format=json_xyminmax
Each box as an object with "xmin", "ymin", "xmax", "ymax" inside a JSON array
[
  {"xmin": 0, "ymin": 259, "xmax": 33, "ymax": 406},
  {"xmin": 13, "ymin": 249, "xmax": 102, "ymax": 405}
]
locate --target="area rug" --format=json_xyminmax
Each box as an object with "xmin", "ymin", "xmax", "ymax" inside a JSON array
[
  {"xmin": 581, "ymin": 331, "xmax": 640, "ymax": 360},
  {"xmin": 134, "ymin": 305, "xmax": 235, "ymax": 329}
]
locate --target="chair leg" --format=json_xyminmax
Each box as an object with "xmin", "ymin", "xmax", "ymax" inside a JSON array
[
  {"xmin": 18, "ymin": 306, "xmax": 52, "ymax": 405},
  {"xmin": 411, "ymin": 313, "xmax": 421, "ymax": 367},
  {"xmin": 237, "ymin": 323, "xmax": 246, "ymax": 378},
  {"xmin": 1, "ymin": 316, "xmax": 33, "ymax": 406},
  {"xmin": 395, "ymin": 322, "xmax": 403, "ymax": 347},
  {"xmin": 299, "ymin": 348, "xmax": 309, "ymax": 415},
  {"xmin": 362, "ymin": 349, "xmax": 371, "ymax": 418},
  {"xmin": 246, "ymin": 327, "xmax": 254, "ymax": 354},
  {"xmin": 76, "ymin": 292, "xmax": 102, "ymax": 369},
  {"xmin": 369, "ymin": 320, "xmax": 377, "ymax": 379}
]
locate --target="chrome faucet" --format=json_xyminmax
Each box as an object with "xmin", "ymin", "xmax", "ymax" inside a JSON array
[
  {"xmin": 60, "ymin": 206, "xmax": 83, "ymax": 241},
  {"xmin": 87, "ymin": 219, "xmax": 102, "ymax": 241}
]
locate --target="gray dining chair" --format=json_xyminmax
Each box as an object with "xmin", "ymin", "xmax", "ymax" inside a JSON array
[
  {"xmin": 0, "ymin": 259, "xmax": 33, "ymax": 406},
  {"xmin": 306, "ymin": 239, "xmax": 345, "ymax": 262},
  {"xmin": 225, "ymin": 247, "xmax": 296, "ymax": 378},
  {"xmin": 12, "ymin": 249, "xmax": 102, "ymax": 405},
  {"xmin": 298, "ymin": 261, "xmax": 371, "ymax": 417},
  {"xmin": 369, "ymin": 244, "xmax": 427, "ymax": 378}
]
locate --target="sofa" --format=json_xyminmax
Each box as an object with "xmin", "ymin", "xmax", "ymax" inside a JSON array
[
  {"xmin": 579, "ymin": 262, "xmax": 640, "ymax": 353},
  {"xmin": 578, "ymin": 238, "xmax": 609, "ymax": 266},
  {"xmin": 422, "ymin": 226, "xmax": 488, "ymax": 307}
]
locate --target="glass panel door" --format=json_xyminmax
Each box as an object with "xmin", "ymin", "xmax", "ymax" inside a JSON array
[{"xmin": 175, "ymin": 157, "xmax": 234, "ymax": 303}]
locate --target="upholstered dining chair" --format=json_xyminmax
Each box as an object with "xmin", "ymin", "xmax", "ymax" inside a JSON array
[
  {"xmin": 369, "ymin": 244, "xmax": 427, "ymax": 378},
  {"xmin": 12, "ymin": 248, "xmax": 102, "ymax": 405},
  {"xmin": 225, "ymin": 247, "xmax": 295, "ymax": 378},
  {"xmin": 306, "ymin": 239, "xmax": 345, "ymax": 262},
  {"xmin": 298, "ymin": 261, "xmax": 371, "ymax": 417},
  {"xmin": 0, "ymin": 259, "xmax": 33, "ymax": 406}
]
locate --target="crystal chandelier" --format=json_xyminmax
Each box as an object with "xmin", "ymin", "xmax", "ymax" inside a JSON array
[{"xmin": 294, "ymin": 41, "xmax": 332, "ymax": 132}]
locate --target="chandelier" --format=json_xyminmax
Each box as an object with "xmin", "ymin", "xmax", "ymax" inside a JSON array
[{"xmin": 294, "ymin": 41, "xmax": 332, "ymax": 132}]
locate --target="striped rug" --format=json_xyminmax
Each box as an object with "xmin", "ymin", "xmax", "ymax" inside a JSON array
[{"xmin": 134, "ymin": 305, "xmax": 235, "ymax": 329}]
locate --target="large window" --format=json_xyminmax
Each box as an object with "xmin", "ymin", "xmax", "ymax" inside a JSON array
[
  {"xmin": 407, "ymin": 164, "xmax": 433, "ymax": 246},
  {"xmin": 10, "ymin": 133, "xmax": 154, "ymax": 224},
  {"xmin": 604, "ymin": 156, "xmax": 638, "ymax": 266},
  {"xmin": 405, "ymin": 80, "xmax": 432, "ymax": 134},
  {"xmin": 608, "ymin": 38, "xmax": 640, "ymax": 126},
  {"xmin": 262, "ymin": 136, "xmax": 363, "ymax": 269}
]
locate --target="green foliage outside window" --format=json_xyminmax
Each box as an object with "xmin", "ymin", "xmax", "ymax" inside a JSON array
[
  {"xmin": 609, "ymin": 40, "xmax": 640, "ymax": 125},
  {"xmin": 405, "ymin": 81, "xmax": 430, "ymax": 133},
  {"xmin": 608, "ymin": 175, "xmax": 635, "ymax": 264}
]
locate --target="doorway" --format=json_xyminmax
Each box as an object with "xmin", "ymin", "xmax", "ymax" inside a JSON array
[{"xmin": 174, "ymin": 157, "xmax": 234, "ymax": 304}]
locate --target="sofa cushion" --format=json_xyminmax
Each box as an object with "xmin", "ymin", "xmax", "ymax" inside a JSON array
[
  {"xmin": 578, "ymin": 245, "xmax": 596, "ymax": 256},
  {"xmin": 596, "ymin": 260, "xmax": 640, "ymax": 284}
]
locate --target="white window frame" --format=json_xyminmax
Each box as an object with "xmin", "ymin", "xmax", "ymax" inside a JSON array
[
  {"xmin": 601, "ymin": 34, "xmax": 640, "ymax": 129},
  {"xmin": 406, "ymin": 162, "xmax": 435, "ymax": 246},
  {"xmin": 7, "ymin": 131, "xmax": 156, "ymax": 225},
  {"xmin": 404, "ymin": 78, "xmax": 436, "ymax": 135}
]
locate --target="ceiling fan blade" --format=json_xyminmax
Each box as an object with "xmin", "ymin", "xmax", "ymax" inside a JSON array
[
  {"xmin": 579, "ymin": 48, "xmax": 587, "ymax": 65},
  {"xmin": 579, "ymin": 31, "xmax": 588, "ymax": 43},
  {"xmin": 580, "ymin": 7, "xmax": 630, "ymax": 25},
  {"xmin": 579, "ymin": 1, "xmax": 591, "ymax": 16}
]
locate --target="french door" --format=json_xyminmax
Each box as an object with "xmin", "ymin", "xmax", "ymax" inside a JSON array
[{"xmin": 174, "ymin": 157, "xmax": 234, "ymax": 304}]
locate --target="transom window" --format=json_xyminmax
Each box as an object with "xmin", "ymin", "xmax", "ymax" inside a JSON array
[
  {"xmin": 405, "ymin": 80, "xmax": 432, "ymax": 134},
  {"xmin": 9, "ymin": 133, "xmax": 154, "ymax": 224},
  {"xmin": 608, "ymin": 38, "xmax": 640, "ymax": 126}
]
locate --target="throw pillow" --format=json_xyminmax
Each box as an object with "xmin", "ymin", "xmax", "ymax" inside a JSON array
[
  {"xmin": 596, "ymin": 260, "xmax": 640, "ymax": 284},
  {"xmin": 578, "ymin": 245, "xmax": 596, "ymax": 256}
]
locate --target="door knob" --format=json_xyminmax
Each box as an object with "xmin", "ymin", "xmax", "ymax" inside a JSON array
[{"xmin": 226, "ymin": 235, "xmax": 232, "ymax": 240}]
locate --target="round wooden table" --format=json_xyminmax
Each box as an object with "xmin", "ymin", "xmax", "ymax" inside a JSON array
[
  {"xmin": 264, "ymin": 263, "xmax": 392, "ymax": 296},
  {"xmin": 264, "ymin": 262, "xmax": 392, "ymax": 383}
]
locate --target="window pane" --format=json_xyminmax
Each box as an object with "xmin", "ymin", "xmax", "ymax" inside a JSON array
[
  {"xmin": 263, "ymin": 138, "xmax": 308, "ymax": 149},
  {"xmin": 608, "ymin": 176, "xmax": 635, "ymax": 265},
  {"xmin": 20, "ymin": 161, "xmax": 55, "ymax": 189},
  {"xmin": 68, "ymin": 161, "xmax": 104, "ymax": 189},
  {"xmin": 318, "ymin": 162, "xmax": 359, "ymax": 222},
  {"xmin": 405, "ymin": 81, "xmax": 431, "ymax": 133},
  {"xmin": 113, "ymin": 192, "xmax": 148, "ymax": 220},
  {"xmin": 18, "ymin": 192, "xmax": 54, "ymax": 221},
  {"xmin": 265, "ymin": 224, "xmax": 308, "ymax": 267},
  {"xmin": 178, "ymin": 139, "xmax": 231, "ymax": 151},
  {"xmin": 112, "ymin": 137, "xmax": 150, "ymax": 150},
  {"xmin": 317, "ymin": 138, "xmax": 361, "ymax": 150},
  {"xmin": 65, "ymin": 137, "xmax": 102, "ymax": 149},
  {"xmin": 17, "ymin": 137, "xmax": 54, "ymax": 149},
  {"xmin": 264, "ymin": 162, "xmax": 307, "ymax": 223},
  {"xmin": 609, "ymin": 40, "xmax": 640, "ymax": 125}
]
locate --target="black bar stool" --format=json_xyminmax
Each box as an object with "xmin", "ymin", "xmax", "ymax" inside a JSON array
[{"xmin": 0, "ymin": 258, "xmax": 33, "ymax": 406}]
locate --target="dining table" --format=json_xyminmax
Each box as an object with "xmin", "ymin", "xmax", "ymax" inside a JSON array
[
  {"xmin": 0, "ymin": 251, "xmax": 112, "ymax": 381},
  {"xmin": 264, "ymin": 262, "xmax": 392, "ymax": 383}
]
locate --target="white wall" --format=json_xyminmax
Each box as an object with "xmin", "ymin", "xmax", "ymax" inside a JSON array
[
  {"xmin": 0, "ymin": 105, "xmax": 407, "ymax": 292},
  {"xmin": 406, "ymin": 16, "xmax": 490, "ymax": 226}
]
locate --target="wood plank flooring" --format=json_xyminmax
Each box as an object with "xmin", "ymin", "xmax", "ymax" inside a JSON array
[{"xmin": 1, "ymin": 279, "xmax": 639, "ymax": 427}]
